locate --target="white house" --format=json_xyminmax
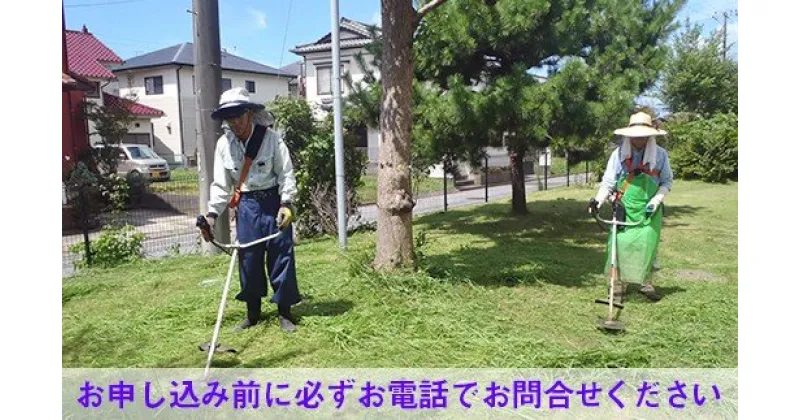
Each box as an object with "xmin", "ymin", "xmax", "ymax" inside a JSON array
[
  {"xmin": 112, "ymin": 43, "xmax": 295, "ymax": 166},
  {"xmin": 290, "ymin": 18, "xmax": 380, "ymax": 166}
]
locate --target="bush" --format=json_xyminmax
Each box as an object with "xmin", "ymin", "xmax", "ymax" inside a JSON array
[
  {"xmin": 269, "ymin": 97, "xmax": 368, "ymax": 236},
  {"xmin": 99, "ymin": 174, "xmax": 131, "ymax": 212},
  {"xmin": 64, "ymin": 162, "xmax": 102, "ymax": 229},
  {"xmin": 295, "ymin": 118, "xmax": 368, "ymax": 236},
  {"xmin": 666, "ymin": 113, "xmax": 737, "ymax": 183},
  {"xmin": 69, "ymin": 224, "xmax": 145, "ymax": 269}
]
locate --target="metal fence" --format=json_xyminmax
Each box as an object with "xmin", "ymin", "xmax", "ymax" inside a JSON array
[{"xmin": 62, "ymin": 151, "xmax": 598, "ymax": 277}]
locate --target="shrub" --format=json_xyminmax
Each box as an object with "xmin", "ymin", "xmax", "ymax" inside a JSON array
[
  {"xmin": 666, "ymin": 113, "xmax": 738, "ymax": 183},
  {"xmin": 69, "ymin": 224, "xmax": 145, "ymax": 269}
]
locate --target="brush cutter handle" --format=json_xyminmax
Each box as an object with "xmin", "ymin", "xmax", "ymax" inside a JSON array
[
  {"xmin": 591, "ymin": 212, "xmax": 646, "ymax": 228},
  {"xmin": 235, "ymin": 230, "xmax": 283, "ymax": 249},
  {"xmin": 196, "ymin": 215, "xmax": 283, "ymax": 252},
  {"xmin": 196, "ymin": 215, "xmax": 214, "ymax": 242}
]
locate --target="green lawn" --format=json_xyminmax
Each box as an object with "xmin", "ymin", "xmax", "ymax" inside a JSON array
[
  {"xmin": 63, "ymin": 180, "xmax": 737, "ymax": 368},
  {"xmin": 147, "ymin": 168, "xmax": 199, "ymax": 195},
  {"xmin": 357, "ymin": 174, "xmax": 456, "ymax": 204}
]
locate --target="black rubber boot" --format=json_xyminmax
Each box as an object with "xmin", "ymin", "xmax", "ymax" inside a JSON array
[
  {"xmin": 234, "ymin": 300, "xmax": 261, "ymax": 332},
  {"xmin": 278, "ymin": 304, "xmax": 297, "ymax": 333},
  {"xmin": 639, "ymin": 284, "xmax": 662, "ymax": 301}
]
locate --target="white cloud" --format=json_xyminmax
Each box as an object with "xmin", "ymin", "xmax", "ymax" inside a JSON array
[
  {"xmin": 371, "ymin": 10, "xmax": 381, "ymax": 26},
  {"xmin": 248, "ymin": 8, "xmax": 267, "ymax": 29}
]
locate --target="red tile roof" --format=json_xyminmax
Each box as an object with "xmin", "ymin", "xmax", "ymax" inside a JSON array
[
  {"xmin": 102, "ymin": 92, "xmax": 164, "ymax": 117},
  {"xmin": 65, "ymin": 27, "xmax": 122, "ymax": 80},
  {"xmin": 62, "ymin": 71, "xmax": 95, "ymax": 91}
]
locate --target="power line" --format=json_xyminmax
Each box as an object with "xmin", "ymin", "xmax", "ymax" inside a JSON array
[
  {"xmin": 272, "ymin": 0, "xmax": 294, "ymax": 100},
  {"xmin": 278, "ymin": 0, "xmax": 294, "ymax": 69},
  {"xmin": 64, "ymin": 0, "xmax": 147, "ymax": 8}
]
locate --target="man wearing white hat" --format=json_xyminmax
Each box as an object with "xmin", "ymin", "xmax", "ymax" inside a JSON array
[
  {"xmin": 590, "ymin": 111, "xmax": 674, "ymax": 301},
  {"xmin": 197, "ymin": 87, "xmax": 301, "ymax": 333}
]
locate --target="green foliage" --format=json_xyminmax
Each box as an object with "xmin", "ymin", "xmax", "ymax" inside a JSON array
[
  {"xmin": 69, "ymin": 224, "xmax": 145, "ymax": 269},
  {"xmin": 99, "ymin": 174, "xmax": 131, "ymax": 212},
  {"xmin": 665, "ymin": 113, "xmax": 737, "ymax": 182},
  {"xmin": 83, "ymin": 96, "xmax": 138, "ymax": 175},
  {"xmin": 65, "ymin": 162, "xmax": 98, "ymax": 190},
  {"xmin": 268, "ymin": 96, "xmax": 316, "ymax": 164},
  {"xmin": 269, "ymin": 97, "xmax": 368, "ymax": 236},
  {"xmin": 660, "ymin": 21, "xmax": 738, "ymax": 116},
  {"xmin": 412, "ymin": 0, "xmax": 686, "ymax": 210}
]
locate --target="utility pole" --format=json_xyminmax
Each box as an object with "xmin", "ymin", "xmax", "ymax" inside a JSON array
[
  {"xmin": 714, "ymin": 9, "xmax": 738, "ymax": 60},
  {"xmin": 192, "ymin": 0, "xmax": 229, "ymax": 252},
  {"xmin": 331, "ymin": 0, "xmax": 347, "ymax": 249}
]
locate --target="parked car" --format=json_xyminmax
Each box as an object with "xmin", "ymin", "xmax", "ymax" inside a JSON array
[{"xmin": 93, "ymin": 143, "xmax": 171, "ymax": 182}]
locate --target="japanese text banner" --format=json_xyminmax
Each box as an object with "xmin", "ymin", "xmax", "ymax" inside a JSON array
[{"xmin": 63, "ymin": 368, "xmax": 737, "ymax": 418}]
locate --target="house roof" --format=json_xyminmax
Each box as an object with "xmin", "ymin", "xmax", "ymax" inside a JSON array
[
  {"xmin": 65, "ymin": 26, "xmax": 123, "ymax": 79},
  {"xmin": 102, "ymin": 92, "xmax": 165, "ymax": 117},
  {"xmin": 62, "ymin": 71, "xmax": 95, "ymax": 92},
  {"xmin": 113, "ymin": 43, "xmax": 293, "ymax": 77},
  {"xmin": 291, "ymin": 17, "xmax": 379, "ymax": 54},
  {"xmin": 280, "ymin": 61, "xmax": 302, "ymax": 76}
]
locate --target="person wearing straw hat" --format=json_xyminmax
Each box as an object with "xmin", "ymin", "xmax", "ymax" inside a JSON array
[
  {"xmin": 197, "ymin": 87, "xmax": 301, "ymax": 333},
  {"xmin": 589, "ymin": 111, "xmax": 674, "ymax": 301}
]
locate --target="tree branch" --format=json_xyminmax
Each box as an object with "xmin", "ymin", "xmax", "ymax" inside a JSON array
[
  {"xmin": 416, "ymin": 0, "xmax": 449, "ymax": 19},
  {"xmin": 414, "ymin": 0, "xmax": 450, "ymax": 28}
]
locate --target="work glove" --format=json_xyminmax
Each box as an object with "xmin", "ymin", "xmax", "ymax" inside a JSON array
[
  {"xmin": 645, "ymin": 186, "xmax": 670, "ymax": 217},
  {"xmin": 196, "ymin": 213, "xmax": 217, "ymax": 242},
  {"xmin": 276, "ymin": 204, "xmax": 295, "ymax": 230},
  {"xmin": 588, "ymin": 198, "xmax": 599, "ymax": 215},
  {"xmin": 588, "ymin": 186, "xmax": 610, "ymax": 214}
]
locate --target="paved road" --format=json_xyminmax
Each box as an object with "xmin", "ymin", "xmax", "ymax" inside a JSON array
[{"xmin": 62, "ymin": 173, "xmax": 588, "ymax": 276}]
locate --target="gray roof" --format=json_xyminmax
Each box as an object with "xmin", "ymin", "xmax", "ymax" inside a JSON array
[
  {"xmin": 291, "ymin": 17, "xmax": 379, "ymax": 55},
  {"xmin": 113, "ymin": 43, "xmax": 293, "ymax": 77},
  {"xmin": 280, "ymin": 61, "xmax": 302, "ymax": 76}
]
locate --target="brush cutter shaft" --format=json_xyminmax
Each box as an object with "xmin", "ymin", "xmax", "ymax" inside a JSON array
[
  {"xmin": 608, "ymin": 222, "xmax": 618, "ymax": 320},
  {"xmin": 204, "ymin": 248, "xmax": 239, "ymax": 378},
  {"xmin": 202, "ymin": 229, "xmax": 283, "ymax": 378}
]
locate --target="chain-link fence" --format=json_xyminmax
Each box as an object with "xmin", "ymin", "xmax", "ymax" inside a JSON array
[
  {"xmin": 62, "ymin": 149, "xmax": 599, "ymax": 277},
  {"xmin": 62, "ymin": 167, "xmax": 203, "ymax": 277}
]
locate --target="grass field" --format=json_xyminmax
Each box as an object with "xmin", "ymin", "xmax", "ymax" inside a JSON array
[{"xmin": 63, "ymin": 180, "xmax": 737, "ymax": 368}]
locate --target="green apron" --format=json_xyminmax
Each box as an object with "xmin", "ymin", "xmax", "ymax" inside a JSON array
[{"xmin": 604, "ymin": 172, "xmax": 663, "ymax": 283}]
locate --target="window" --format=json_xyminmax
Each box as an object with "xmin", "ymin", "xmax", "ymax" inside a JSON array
[
  {"xmin": 126, "ymin": 146, "xmax": 158, "ymax": 159},
  {"xmin": 144, "ymin": 76, "xmax": 163, "ymax": 95},
  {"xmin": 221, "ymin": 78, "xmax": 232, "ymax": 91},
  {"xmin": 316, "ymin": 65, "xmax": 345, "ymax": 96},
  {"xmin": 317, "ymin": 66, "xmax": 331, "ymax": 95},
  {"xmin": 246, "ymin": 80, "xmax": 256, "ymax": 93},
  {"xmin": 86, "ymin": 81, "xmax": 101, "ymax": 98}
]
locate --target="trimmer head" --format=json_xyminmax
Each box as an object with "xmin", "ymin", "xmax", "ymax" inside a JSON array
[
  {"xmin": 199, "ymin": 342, "xmax": 238, "ymax": 354},
  {"xmin": 596, "ymin": 318, "xmax": 625, "ymax": 332}
]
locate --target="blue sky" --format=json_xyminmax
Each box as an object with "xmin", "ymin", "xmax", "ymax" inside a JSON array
[
  {"xmin": 64, "ymin": 0, "xmax": 737, "ymax": 73},
  {"xmin": 63, "ymin": 0, "xmax": 384, "ymax": 69}
]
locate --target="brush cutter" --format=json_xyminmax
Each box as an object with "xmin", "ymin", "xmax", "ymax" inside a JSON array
[
  {"xmin": 195, "ymin": 216, "xmax": 283, "ymax": 377},
  {"xmin": 588, "ymin": 199, "xmax": 645, "ymax": 332}
]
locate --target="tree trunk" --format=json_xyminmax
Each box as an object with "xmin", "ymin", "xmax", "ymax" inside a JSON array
[
  {"xmin": 508, "ymin": 144, "xmax": 528, "ymax": 215},
  {"xmin": 373, "ymin": 0, "xmax": 416, "ymax": 270}
]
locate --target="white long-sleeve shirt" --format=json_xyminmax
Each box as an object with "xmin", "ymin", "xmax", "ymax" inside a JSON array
[{"xmin": 207, "ymin": 124, "xmax": 297, "ymax": 216}]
